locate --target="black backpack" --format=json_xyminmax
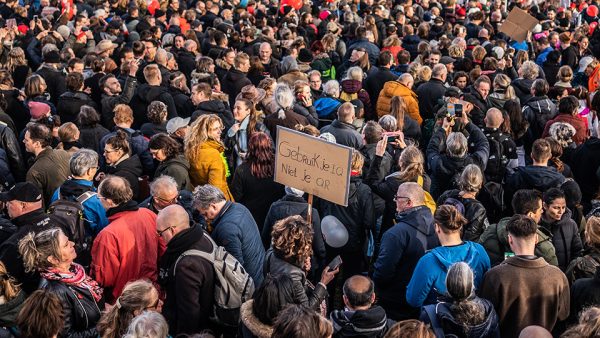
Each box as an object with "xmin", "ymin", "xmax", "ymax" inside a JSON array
[
  {"xmin": 47, "ymin": 191, "xmax": 96, "ymax": 268},
  {"xmin": 478, "ymin": 181, "xmax": 505, "ymax": 224},
  {"xmin": 484, "ymin": 133, "xmax": 510, "ymax": 183}
]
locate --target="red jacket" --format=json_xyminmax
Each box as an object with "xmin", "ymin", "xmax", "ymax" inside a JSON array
[
  {"xmin": 91, "ymin": 204, "xmax": 165, "ymax": 302},
  {"xmin": 542, "ymin": 113, "xmax": 589, "ymax": 145}
]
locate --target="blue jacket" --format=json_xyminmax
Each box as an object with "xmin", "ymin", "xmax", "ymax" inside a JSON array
[
  {"xmin": 536, "ymin": 47, "xmax": 555, "ymax": 67},
  {"xmin": 406, "ymin": 241, "xmax": 491, "ymax": 308},
  {"xmin": 211, "ymin": 201, "xmax": 265, "ymax": 286},
  {"xmin": 372, "ymin": 206, "xmax": 440, "ymax": 317},
  {"xmin": 51, "ymin": 179, "xmax": 109, "ymax": 235}
]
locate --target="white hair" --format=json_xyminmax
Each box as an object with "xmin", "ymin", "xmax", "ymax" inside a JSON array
[{"xmin": 274, "ymin": 83, "xmax": 295, "ymax": 118}]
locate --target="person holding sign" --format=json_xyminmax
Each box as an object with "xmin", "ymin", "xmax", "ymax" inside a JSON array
[{"xmin": 185, "ymin": 114, "xmax": 234, "ymax": 201}]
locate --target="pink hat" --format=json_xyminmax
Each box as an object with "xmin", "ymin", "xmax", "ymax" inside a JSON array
[
  {"xmin": 319, "ymin": 10, "xmax": 331, "ymax": 21},
  {"xmin": 28, "ymin": 101, "xmax": 51, "ymax": 120}
]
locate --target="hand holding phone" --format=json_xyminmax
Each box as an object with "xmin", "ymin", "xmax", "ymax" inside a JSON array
[{"xmin": 327, "ymin": 255, "xmax": 343, "ymax": 271}]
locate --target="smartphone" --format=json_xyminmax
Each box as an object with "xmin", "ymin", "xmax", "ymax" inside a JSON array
[
  {"xmin": 382, "ymin": 131, "xmax": 402, "ymax": 142},
  {"xmin": 297, "ymin": 93, "xmax": 305, "ymax": 101},
  {"xmin": 454, "ymin": 103, "xmax": 463, "ymax": 117},
  {"xmin": 447, "ymin": 102, "xmax": 456, "ymax": 117},
  {"xmin": 33, "ymin": 15, "xmax": 38, "ymax": 21},
  {"xmin": 327, "ymin": 255, "xmax": 343, "ymax": 271}
]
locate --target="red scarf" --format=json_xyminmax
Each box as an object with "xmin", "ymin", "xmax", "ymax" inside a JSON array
[{"xmin": 41, "ymin": 263, "xmax": 103, "ymax": 302}]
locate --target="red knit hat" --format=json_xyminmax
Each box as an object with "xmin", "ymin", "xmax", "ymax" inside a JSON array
[
  {"xmin": 28, "ymin": 102, "xmax": 51, "ymax": 121},
  {"xmin": 456, "ymin": 7, "xmax": 466, "ymax": 17}
]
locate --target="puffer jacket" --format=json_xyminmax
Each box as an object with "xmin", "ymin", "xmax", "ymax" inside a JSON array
[
  {"xmin": 320, "ymin": 119, "xmax": 363, "ymax": 149},
  {"xmin": 426, "ymin": 122, "xmax": 490, "ymax": 200},
  {"xmin": 41, "ymin": 278, "xmax": 103, "ymax": 338},
  {"xmin": 314, "ymin": 96, "xmax": 342, "ymax": 120},
  {"xmin": 522, "ymin": 95, "xmax": 558, "ymax": 140},
  {"xmin": 376, "ymin": 81, "xmax": 421, "ymax": 124},
  {"xmin": 155, "ymin": 155, "xmax": 193, "ymax": 191},
  {"xmin": 511, "ymin": 78, "xmax": 536, "ymax": 104},
  {"xmin": 437, "ymin": 189, "xmax": 489, "ymax": 242},
  {"xmin": 340, "ymin": 79, "xmax": 371, "ymax": 113},
  {"xmin": 479, "ymin": 216, "xmax": 558, "ymax": 266},
  {"xmin": 188, "ymin": 140, "xmax": 233, "ymax": 200},
  {"xmin": 263, "ymin": 249, "xmax": 327, "ymax": 312},
  {"xmin": 539, "ymin": 208, "xmax": 584, "ymax": 271},
  {"xmin": 330, "ymin": 305, "xmax": 395, "ymax": 338},
  {"xmin": 129, "ymin": 84, "xmax": 177, "ymax": 129},
  {"xmin": 420, "ymin": 297, "xmax": 500, "ymax": 338}
]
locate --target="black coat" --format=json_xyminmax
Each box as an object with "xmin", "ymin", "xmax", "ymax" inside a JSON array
[
  {"xmin": 462, "ymin": 90, "xmax": 488, "ymax": 128},
  {"xmin": 100, "ymin": 75, "xmax": 138, "ymax": 130},
  {"xmin": 129, "ymin": 84, "xmax": 177, "ymax": 129},
  {"xmin": 169, "ymin": 87, "xmax": 195, "ymax": 119},
  {"xmin": 192, "ymin": 100, "xmax": 235, "ymax": 132},
  {"xmin": 155, "ymin": 155, "xmax": 193, "ymax": 191},
  {"xmin": 420, "ymin": 297, "xmax": 500, "ymax": 338},
  {"xmin": 36, "ymin": 65, "xmax": 66, "ymax": 105},
  {"xmin": 57, "ymin": 91, "xmax": 97, "ymax": 123},
  {"xmin": 221, "ymin": 69, "xmax": 252, "ymax": 108},
  {"xmin": 571, "ymin": 137, "xmax": 600, "ymax": 205},
  {"xmin": 539, "ymin": 208, "xmax": 584, "ymax": 271},
  {"xmin": 176, "ymin": 50, "xmax": 197, "ymax": 80},
  {"xmin": 561, "ymin": 45, "xmax": 579, "ymax": 71},
  {"xmin": 364, "ymin": 67, "xmax": 397, "ymax": 108},
  {"xmin": 415, "ymin": 79, "xmax": 447, "ymax": 120},
  {"xmin": 438, "ymin": 189, "xmax": 489, "ymax": 242},
  {"xmin": 523, "ymin": 95, "xmax": 558, "ymax": 143},
  {"xmin": 105, "ymin": 155, "xmax": 144, "ymax": 202},
  {"xmin": 231, "ymin": 162, "xmax": 285, "ymax": 233},
  {"xmin": 0, "ymin": 89, "xmax": 30, "ymax": 133},
  {"xmin": 570, "ymin": 267, "xmax": 600, "ymax": 324},
  {"xmin": 158, "ymin": 225, "xmax": 215, "ymax": 335},
  {"xmin": 293, "ymin": 103, "xmax": 319, "ymax": 127},
  {"xmin": 331, "ymin": 305, "xmax": 395, "ymax": 338},
  {"xmin": 320, "ymin": 119, "xmax": 363, "ymax": 149},
  {"xmin": 42, "ymin": 278, "xmax": 103, "ymax": 338},
  {"xmin": 504, "ymin": 165, "xmax": 566, "ymax": 210},
  {"xmin": 512, "ymin": 78, "xmax": 536, "ymax": 104},
  {"xmin": 79, "ymin": 125, "xmax": 110, "ymax": 152},
  {"xmin": 0, "ymin": 124, "xmax": 25, "ymax": 182}
]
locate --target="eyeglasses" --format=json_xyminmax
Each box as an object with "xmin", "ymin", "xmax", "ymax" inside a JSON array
[
  {"xmin": 144, "ymin": 297, "xmax": 162, "ymax": 310},
  {"xmin": 154, "ymin": 195, "xmax": 178, "ymax": 205},
  {"xmin": 156, "ymin": 226, "xmax": 175, "ymax": 237},
  {"xmin": 393, "ymin": 195, "xmax": 411, "ymax": 202}
]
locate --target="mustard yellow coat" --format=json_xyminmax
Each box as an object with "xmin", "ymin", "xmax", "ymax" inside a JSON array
[{"xmin": 189, "ymin": 140, "xmax": 234, "ymax": 201}]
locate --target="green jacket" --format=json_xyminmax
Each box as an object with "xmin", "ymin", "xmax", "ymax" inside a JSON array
[{"xmin": 479, "ymin": 217, "xmax": 558, "ymax": 267}]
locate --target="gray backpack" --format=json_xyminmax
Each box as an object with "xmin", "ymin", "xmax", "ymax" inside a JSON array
[{"xmin": 174, "ymin": 233, "xmax": 255, "ymax": 327}]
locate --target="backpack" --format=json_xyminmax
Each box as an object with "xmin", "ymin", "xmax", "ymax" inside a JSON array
[
  {"xmin": 174, "ymin": 232, "xmax": 255, "ymax": 327},
  {"xmin": 484, "ymin": 133, "xmax": 510, "ymax": 183},
  {"xmin": 47, "ymin": 191, "xmax": 96, "ymax": 267},
  {"xmin": 417, "ymin": 176, "xmax": 437, "ymax": 215},
  {"xmin": 478, "ymin": 181, "xmax": 505, "ymax": 224}
]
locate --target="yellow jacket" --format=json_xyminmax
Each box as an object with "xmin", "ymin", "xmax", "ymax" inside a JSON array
[
  {"xmin": 189, "ymin": 140, "xmax": 234, "ymax": 201},
  {"xmin": 376, "ymin": 81, "xmax": 422, "ymax": 125}
]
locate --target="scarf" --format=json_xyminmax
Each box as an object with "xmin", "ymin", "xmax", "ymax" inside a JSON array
[{"xmin": 41, "ymin": 263, "xmax": 103, "ymax": 302}]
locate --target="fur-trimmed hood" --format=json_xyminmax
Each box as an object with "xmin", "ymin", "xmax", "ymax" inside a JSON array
[{"xmin": 240, "ymin": 300, "xmax": 273, "ymax": 338}]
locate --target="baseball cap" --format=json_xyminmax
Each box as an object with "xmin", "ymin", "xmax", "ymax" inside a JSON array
[
  {"xmin": 166, "ymin": 117, "xmax": 190, "ymax": 135},
  {"xmin": 0, "ymin": 182, "xmax": 42, "ymax": 202},
  {"xmin": 440, "ymin": 56, "xmax": 456, "ymax": 65},
  {"xmin": 579, "ymin": 56, "xmax": 595, "ymax": 72}
]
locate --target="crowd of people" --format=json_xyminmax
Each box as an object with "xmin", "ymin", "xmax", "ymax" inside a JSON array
[{"xmin": 1, "ymin": 0, "xmax": 600, "ymax": 337}]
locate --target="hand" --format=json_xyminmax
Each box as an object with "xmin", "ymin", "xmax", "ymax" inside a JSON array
[
  {"xmin": 375, "ymin": 137, "xmax": 387, "ymax": 157},
  {"xmin": 95, "ymin": 172, "xmax": 106, "ymax": 182},
  {"xmin": 497, "ymin": 58, "xmax": 506, "ymax": 70},
  {"xmin": 320, "ymin": 266, "xmax": 339, "ymax": 285},
  {"xmin": 442, "ymin": 115, "xmax": 455, "ymax": 133},
  {"xmin": 230, "ymin": 123, "xmax": 240, "ymax": 134},
  {"xmin": 505, "ymin": 57, "xmax": 513, "ymax": 68},
  {"xmin": 84, "ymin": 87, "xmax": 92, "ymax": 94},
  {"xmin": 302, "ymin": 95, "xmax": 312, "ymax": 107},
  {"xmin": 129, "ymin": 60, "xmax": 139, "ymax": 76}
]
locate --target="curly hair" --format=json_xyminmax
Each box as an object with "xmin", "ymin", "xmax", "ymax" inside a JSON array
[
  {"xmin": 184, "ymin": 114, "xmax": 224, "ymax": 162},
  {"xmin": 271, "ymin": 215, "xmax": 313, "ymax": 266},
  {"xmin": 148, "ymin": 133, "xmax": 182, "ymax": 160}
]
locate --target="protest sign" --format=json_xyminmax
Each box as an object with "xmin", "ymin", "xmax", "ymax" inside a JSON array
[
  {"xmin": 275, "ymin": 126, "xmax": 353, "ymax": 206},
  {"xmin": 499, "ymin": 7, "xmax": 539, "ymax": 42}
]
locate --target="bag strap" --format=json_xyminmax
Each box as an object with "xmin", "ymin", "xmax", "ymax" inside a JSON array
[
  {"xmin": 173, "ymin": 248, "xmax": 214, "ymax": 277},
  {"xmin": 423, "ymin": 304, "xmax": 445, "ymax": 338},
  {"xmin": 76, "ymin": 191, "xmax": 96, "ymax": 204}
]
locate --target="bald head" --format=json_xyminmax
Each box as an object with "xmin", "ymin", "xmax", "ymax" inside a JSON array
[
  {"xmin": 485, "ymin": 108, "xmax": 504, "ymax": 128},
  {"xmin": 343, "ymin": 275, "xmax": 375, "ymax": 308},
  {"xmin": 518, "ymin": 326, "xmax": 552, "ymax": 338},
  {"xmin": 157, "ymin": 204, "xmax": 190, "ymax": 241},
  {"xmin": 398, "ymin": 182, "xmax": 425, "ymax": 206},
  {"xmin": 398, "ymin": 73, "xmax": 414, "ymax": 88}
]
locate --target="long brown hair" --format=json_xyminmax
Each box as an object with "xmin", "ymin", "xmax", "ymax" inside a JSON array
[
  {"xmin": 236, "ymin": 98, "xmax": 261, "ymax": 135},
  {"xmin": 246, "ymin": 132, "xmax": 275, "ymax": 179},
  {"xmin": 390, "ymin": 96, "xmax": 407, "ymax": 131}
]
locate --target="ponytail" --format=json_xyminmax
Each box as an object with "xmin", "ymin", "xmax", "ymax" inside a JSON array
[{"xmin": 0, "ymin": 261, "xmax": 20, "ymax": 301}]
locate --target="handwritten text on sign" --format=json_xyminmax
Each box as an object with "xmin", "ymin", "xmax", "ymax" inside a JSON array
[{"xmin": 274, "ymin": 126, "xmax": 352, "ymax": 206}]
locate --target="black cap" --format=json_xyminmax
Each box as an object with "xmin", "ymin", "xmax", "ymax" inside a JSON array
[
  {"xmin": 298, "ymin": 48, "xmax": 313, "ymax": 63},
  {"xmin": 0, "ymin": 182, "xmax": 42, "ymax": 202},
  {"xmin": 445, "ymin": 86, "xmax": 462, "ymax": 98}
]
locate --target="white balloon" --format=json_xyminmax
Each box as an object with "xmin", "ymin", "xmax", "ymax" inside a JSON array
[{"xmin": 321, "ymin": 215, "xmax": 349, "ymax": 248}]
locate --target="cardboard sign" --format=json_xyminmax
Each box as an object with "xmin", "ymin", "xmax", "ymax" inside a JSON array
[
  {"xmin": 499, "ymin": 7, "xmax": 539, "ymax": 43},
  {"xmin": 275, "ymin": 126, "xmax": 353, "ymax": 206}
]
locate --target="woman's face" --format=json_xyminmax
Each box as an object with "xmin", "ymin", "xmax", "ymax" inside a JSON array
[
  {"xmin": 455, "ymin": 76, "xmax": 468, "ymax": 89},
  {"xmin": 580, "ymin": 38, "xmax": 589, "ymax": 50},
  {"xmin": 224, "ymin": 52, "xmax": 235, "ymax": 66},
  {"xmin": 208, "ymin": 121, "xmax": 223, "ymax": 140},
  {"xmin": 104, "ymin": 144, "xmax": 124, "ymax": 164},
  {"xmin": 544, "ymin": 197, "xmax": 566, "ymax": 222},
  {"xmin": 233, "ymin": 101, "xmax": 251, "ymax": 122},
  {"xmin": 53, "ymin": 232, "xmax": 77, "ymax": 266},
  {"xmin": 135, "ymin": 288, "xmax": 163, "ymax": 316},
  {"xmin": 149, "ymin": 148, "xmax": 167, "ymax": 162}
]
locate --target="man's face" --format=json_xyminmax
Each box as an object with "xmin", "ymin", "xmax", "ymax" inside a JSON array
[
  {"xmin": 144, "ymin": 42, "xmax": 157, "ymax": 60},
  {"xmin": 69, "ymin": 62, "xmax": 84, "ymax": 74},
  {"xmin": 237, "ymin": 59, "xmax": 250, "ymax": 73},
  {"xmin": 23, "ymin": 131, "xmax": 37, "ymax": 154},
  {"xmin": 198, "ymin": 204, "xmax": 220, "ymax": 221},
  {"xmin": 528, "ymin": 199, "xmax": 544, "ymax": 224},
  {"xmin": 395, "ymin": 188, "xmax": 412, "ymax": 213},
  {"xmin": 152, "ymin": 188, "xmax": 179, "ymax": 211},
  {"xmin": 477, "ymin": 82, "xmax": 490, "ymax": 99},
  {"xmin": 191, "ymin": 88, "xmax": 204, "ymax": 105},
  {"xmin": 6, "ymin": 200, "xmax": 23, "ymax": 219},
  {"xmin": 309, "ymin": 75, "xmax": 322, "ymax": 90},
  {"xmin": 170, "ymin": 0, "xmax": 179, "ymax": 10},
  {"xmin": 105, "ymin": 77, "xmax": 122, "ymax": 95},
  {"xmin": 259, "ymin": 45, "xmax": 272, "ymax": 62},
  {"xmin": 122, "ymin": 51, "xmax": 134, "ymax": 64},
  {"xmin": 429, "ymin": 54, "xmax": 440, "ymax": 65},
  {"xmin": 224, "ymin": 52, "xmax": 235, "ymax": 66}
]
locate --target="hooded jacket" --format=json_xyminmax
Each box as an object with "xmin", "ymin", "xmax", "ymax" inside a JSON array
[
  {"xmin": 221, "ymin": 69, "xmax": 252, "ymax": 108},
  {"xmin": 105, "ymin": 154, "xmax": 144, "ymax": 202},
  {"xmin": 364, "ymin": 67, "xmax": 397, "ymax": 108},
  {"xmin": 437, "ymin": 190, "xmax": 489, "ymax": 242},
  {"xmin": 314, "ymin": 96, "xmax": 342, "ymax": 120},
  {"xmin": 512, "ymin": 78, "xmax": 536, "ymax": 104},
  {"xmin": 542, "ymin": 113, "xmax": 589, "ymax": 145},
  {"xmin": 420, "ymin": 297, "xmax": 500, "ymax": 338},
  {"xmin": 240, "ymin": 300, "xmax": 274, "ymax": 338},
  {"xmin": 26, "ymin": 147, "xmax": 72, "ymax": 207},
  {"xmin": 155, "ymin": 155, "xmax": 193, "ymax": 191},
  {"xmin": 57, "ymin": 91, "xmax": 97, "ymax": 123},
  {"xmin": 372, "ymin": 206, "xmax": 440, "ymax": 319},
  {"xmin": 192, "ymin": 99, "xmax": 235, "ymax": 132},
  {"xmin": 539, "ymin": 208, "xmax": 584, "ymax": 271},
  {"xmin": 406, "ymin": 242, "xmax": 491, "ymax": 307},
  {"xmin": 522, "ymin": 95, "xmax": 558, "ymax": 140},
  {"xmin": 415, "ymin": 78, "xmax": 446, "ymax": 121},
  {"xmin": 504, "ymin": 166, "xmax": 566, "ymax": 208},
  {"xmin": 376, "ymin": 81, "xmax": 421, "ymax": 124},
  {"xmin": 100, "ymin": 75, "xmax": 138, "ymax": 129},
  {"xmin": 330, "ymin": 305, "xmax": 395, "ymax": 338},
  {"xmin": 99, "ymin": 127, "xmax": 154, "ymax": 176},
  {"xmin": 129, "ymin": 84, "xmax": 177, "ymax": 129},
  {"xmin": 320, "ymin": 119, "xmax": 363, "ymax": 149},
  {"xmin": 479, "ymin": 216, "xmax": 559, "ymax": 266}
]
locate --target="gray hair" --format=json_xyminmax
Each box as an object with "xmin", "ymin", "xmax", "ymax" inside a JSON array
[
  {"xmin": 70, "ymin": 149, "xmax": 99, "ymax": 177},
  {"xmin": 397, "ymin": 182, "xmax": 425, "ymax": 205},
  {"xmin": 123, "ymin": 311, "xmax": 169, "ymax": 338},
  {"xmin": 459, "ymin": 164, "xmax": 483, "ymax": 193},
  {"xmin": 345, "ymin": 66, "xmax": 364, "ymax": 81},
  {"xmin": 378, "ymin": 115, "xmax": 397, "ymax": 132},
  {"xmin": 322, "ymin": 80, "xmax": 340, "ymax": 97},
  {"xmin": 150, "ymin": 175, "xmax": 178, "ymax": 197},
  {"xmin": 445, "ymin": 262, "xmax": 474, "ymax": 301},
  {"xmin": 432, "ymin": 64, "xmax": 448, "ymax": 79},
  {"xmin": 41, "ymin": 44, "xmax": 59, "ymax": 58},
  {"xmin": 520, "ymin": 61, "xmax": 539, "ymax": 80},
  {"xmin": 280, "ymin": 56, "xmax": 299, "ymax": 74},
  {"xmin": 446, "ymin": 132, "xmax": 468, "ymax": 158},
  {"xmin": 193, "ymin": 184, "xmax": 226, "ymax": 210},
  {"xmin": 274, "ymin": 83, "xmax": 295, "ymax": 116}
]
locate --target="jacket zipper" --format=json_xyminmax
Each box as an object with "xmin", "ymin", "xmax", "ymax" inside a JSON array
[{"xmin": 69, "ymin": 286, "xmax": 89, "ymax": 329}]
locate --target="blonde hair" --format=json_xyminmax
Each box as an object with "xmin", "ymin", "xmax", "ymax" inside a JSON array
[
  {"xmin": 398, "ymin": 146, "xmax": 424, "ymax": 182},
  {"xmin": 558, "ymin": 65, "xmax": 574, "ymax": 82},
  {"xmin": 493, "ymin": 74, "xmax": 517, "ymax": 100},
  {"xmin": 383, "ymin": 36, "xmax": 401, "ymax": 47},
  {"xmin": 18, "ymin": 228, "xmax": 64, "ymax": 273},
  {"xmin": 345, "ymin": 66, "xmax": 364, "ymax": 81},
  {"xmin": 0, "ymin": 261, "xmax": 20, "ymax": 301},
  {"xmin": 7, "ymin": 47, "xmax": 28, "ymax": 74},
  {"xmin": 184, "ymin": 114, "xmax": 224, "ymax": 162},
  {"xmin": 585, "ymin": 216, "xmax": 600, "ymax": 248},
  {"xmin": 416, "ymin": 65, "xmax": 432, "ymax": 82},
  {"xmin": 58, "ymin": 122, "xmax": 79, "ymax": 142},
  {"xmin": 472, "ymin": 46, "xmax": 487, "ymax": 62},
  {"xmin": 448, "ymin": 45, "xmax": 464, "ymax": 58},
  {"xmin": 351, "ymin": 149, "xmax": 364, "ymax": 174}
]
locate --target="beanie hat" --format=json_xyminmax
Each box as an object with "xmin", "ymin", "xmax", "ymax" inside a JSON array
[
  {"xmin": 28, "ymin": 101, "xmax": 51, "ymax": 120},
  {"xmin": 298, "ymin": 48, "xmax": 313, "ymax": 63},
  {"xmin": 43, "ymin": 50, "xmax": 60, "ymax": 64}
]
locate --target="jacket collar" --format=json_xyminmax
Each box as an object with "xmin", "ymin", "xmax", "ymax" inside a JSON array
[{"xmin": 107, "ymin": 200, "xmax": 140, "ymax": 219}]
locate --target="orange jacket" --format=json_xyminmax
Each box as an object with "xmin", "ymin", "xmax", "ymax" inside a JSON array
[
  {"xmin": 589, "ymin": 65, "xmax": 600, "ymax": 93},
  {"xmin": 188, "ymin": 140, "xmax": 234, "ymax": 201},
  {"xmin": 376, "ymin": 81, "xmax": 422, "ymax": 125}
]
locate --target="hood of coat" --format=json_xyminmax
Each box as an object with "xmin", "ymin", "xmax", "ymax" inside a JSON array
[
  {"xmin": 515, "ymin": 165, "xmax": 565, "ymax": 190},
  {"xmin": 135, "ymin": 84, "xmax": 169, "ymax": 103},
  {"xmin": 430, "ymin": 241, "xmax": 480, "ymax": 270},
  {"xmin": 196, "ymin": 99, "xmax": 228, "ymax": 113},
  {"xmin": 114, "ymin": 154, "xmax": 143, "ymax": 177},
  {"xmin": 240, "ymin": 301, "xmax": 273, "ymax": 338},
  {"xmin": 200, "ymin": 140, "xmax": 225, "ymax": 153},
  {"xmin": 330, "ymin": 305, "xmax": 390, "ymax": 336},
  {"xmin": 60, "ymin": 91, "xmax": 92, "ymax": 101},
  {"xmin": 437, "ymin": 297, "xmax": 499, "ymax": 337},
  {"xmin": 160, "ymin": 154, "xmax": 191, "ymax": 170},
  {"xmin": 396, "ymin": 205, "xmax": 436, "ymax": 236},
  {"xmin": 524, "ymin": 96, "xmax": 555, "ymax": 113},
  {"xmin": 341, "ymin": 79, "xmax": 363, "ymax": 94},
  {"xmin": 512, "ymin": 78, "xmax": 535, "ymax": 93}
]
